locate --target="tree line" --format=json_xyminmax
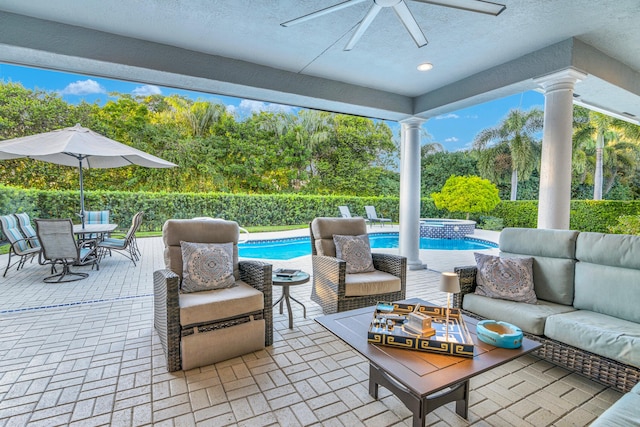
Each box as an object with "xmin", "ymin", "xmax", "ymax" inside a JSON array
[
  {"xmin": 0, "ymin": 82, "xmax": 399, "ymax": 196},
  {"xmin": 423, "ymin": 107, "xmax": 640, "ymax": 201},
  {"xmin": 2, "ymin": 81, "xmax": 640, "ymax": 202}
]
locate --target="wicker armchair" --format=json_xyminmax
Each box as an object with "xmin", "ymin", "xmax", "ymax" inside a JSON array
[
  {"xmin": 153, "ymin": 219, "xmax": 273, "ymax": 372},
  {"xmin": 310, "ymin": 217, "xmax": 406, "ymax": 314}
]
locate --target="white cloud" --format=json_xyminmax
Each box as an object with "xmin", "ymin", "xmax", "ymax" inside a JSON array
[
  {"xmin": 435, "ymin": 113, "xmax": 459, "ymax": 120},
  {"xmin": 59, "ymin": 79, "xmax": 106, "ymax": 95},
  {"xmin": 238, "ymin": 99, "xmax": 296, "ymax": 115},
  {"xmin": 132, "ymin": 84, "xmax": 162, "ymax": 96},
  {"xmin": 444, "ymin": 137, "xmax": 459, "ymax": 142}
]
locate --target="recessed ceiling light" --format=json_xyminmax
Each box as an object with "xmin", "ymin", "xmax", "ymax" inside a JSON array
[{"xmin": 417, "ymin": 62, "xmax": 433, "ymax": 71}]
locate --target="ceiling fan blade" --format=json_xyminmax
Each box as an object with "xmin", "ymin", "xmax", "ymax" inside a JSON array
[
  {"xmin": 411, "ymin": 0, "xmax": 506, "ymax": 16},
  {"xmin": 281, "ymin": 0, "xmax": 368, "ymax": 27},
  {"xmin": 392, "ymin": 2, "xmax": 428, "ymax": 48},
  {"xmin": 344, "ymin": 3, "xmax": 383, "ymax": 50}
]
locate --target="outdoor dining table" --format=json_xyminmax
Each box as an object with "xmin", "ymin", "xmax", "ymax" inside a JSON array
[{"xmin": 73, "ymin": 223, "xmax": 117, "ymax": 241}]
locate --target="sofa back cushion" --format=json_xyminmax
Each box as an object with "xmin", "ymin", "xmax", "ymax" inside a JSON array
[
  {"xmin": 574, "ymin": 232, "xmax": 640, "ymax": 323},
  {"xmin": 163, "ymin": 219, "xmax": 239, "ymax": 280},
  {"xmin": 499, "ymin": 228, "xmax": 579, "ymax": 305}
]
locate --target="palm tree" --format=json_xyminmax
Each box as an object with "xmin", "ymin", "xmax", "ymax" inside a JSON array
[
  {"xmin": 473, "ymin": 108, "xmax": 543, "ymax": 200},
  {"xmin": 158, "ymin": 95, "xmax": 227, "ymax": 137},
  {"xmin": 421, "ymin": 142, "xmax": 444, "ymax": 157},
  {"xmin": 573, "ymin": 108, "xmax": 640, "ymax": 199}
]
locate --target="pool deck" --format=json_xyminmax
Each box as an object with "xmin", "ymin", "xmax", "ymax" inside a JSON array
[{"xmin": 0, "ymin": 227, "xmax": 621, "ymax": 426}]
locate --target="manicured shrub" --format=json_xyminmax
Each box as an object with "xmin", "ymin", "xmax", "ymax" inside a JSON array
[{"xmin": 608, "ymin": 215, "xmax": 640, "ymax": 235}]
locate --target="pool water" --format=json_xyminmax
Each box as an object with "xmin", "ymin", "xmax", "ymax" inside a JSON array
[{"xmin": 238, "ymin": 233, "xmax": 496, "ymax": 260}]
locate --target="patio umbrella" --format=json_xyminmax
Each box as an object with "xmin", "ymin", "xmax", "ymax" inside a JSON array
[{"xmin": 0, "ymin": 124, "xmax": 177, "ymax": 227}]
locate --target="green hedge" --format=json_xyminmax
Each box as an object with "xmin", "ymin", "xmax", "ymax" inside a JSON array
[
  {"xmin": 0, "ymin": 185, "xmax": 408, "ymax": 231},
  {"xmin": 2, "ymin": 185, "xmax": 638, "ymax": 233},
  {"xmin": 491, "ymin": 200, "xmax": 640, "ymax": 232}
]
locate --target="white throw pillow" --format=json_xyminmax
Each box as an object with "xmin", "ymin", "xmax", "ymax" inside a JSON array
[
  {"xmin": 180, "ymin": 241, "xmax": 235, "ymax": 293},
  {"xmin": 474, "ymin": 252, "xmax": 537, "ymax": 304},
  {"xmin": 333, "ymin": 234, "xmax": 375, "ymax": 274}
]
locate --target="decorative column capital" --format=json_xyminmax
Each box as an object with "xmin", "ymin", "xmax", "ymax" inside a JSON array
[
  {"xmin": 534, "ymin": 67, "xmax": 587, "ymax": 93},
  {"xmin": 399, "ymin": 117, "xmax": 427, "ymax": 129}
]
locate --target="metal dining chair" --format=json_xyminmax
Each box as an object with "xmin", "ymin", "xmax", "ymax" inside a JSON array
[
  {"xmin": 97, "ymin": 211, "xmax": 143, "ymax": 265},
  {"xmin": 0, "ymin": 214, "xmax": 41, "ymax": 277},
  {"xmin": 35, "ymin": 218, "xmax": 99, "ymax": 283}
]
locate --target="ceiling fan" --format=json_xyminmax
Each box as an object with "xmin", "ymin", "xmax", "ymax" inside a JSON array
[{"xmin": 281, "ymin": 0, "xmax": 506, "ymax": 51}]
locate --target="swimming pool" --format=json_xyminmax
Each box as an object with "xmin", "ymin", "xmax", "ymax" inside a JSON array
[{"xmin": 238, "ymin": 232, "xmax": 497, "ymax": 260}]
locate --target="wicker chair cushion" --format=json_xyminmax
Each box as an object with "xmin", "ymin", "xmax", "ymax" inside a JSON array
[
  {"xmin": 462, "ymin": 294, "xmax": 576, "ymax": 335},
  {"xmin": 163, "ymin": 219, "xmax": 239, "ymax": 279},
  {"xmin": 474, "ymin": 253, "xmax": 537, "ymax": 304},
  {"xmin": 180, "ymin": 241, "xmax": 235, "ymax": 292},
  {"xmin": 311, "ymin": 217, "xmax": 367, "ymax": 257},
  {"xmin": 179, "ymin": 281, "xmax": 264, "ymax": 326},
  {"xmin": 344, "ymin": 270, "xmax": 401, "ymax": 297},
  {"xmin": 544, "ymin": 310, "xmax": 640, "ymax": 368},
  {"xmin": 333, "ymin": 234, "xmax": 375, "ymax": 273}
]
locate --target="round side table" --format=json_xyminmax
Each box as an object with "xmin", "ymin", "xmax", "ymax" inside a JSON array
[{"xmin": 272, "ymin": 270, "xmax": 310, "ymax": 329}]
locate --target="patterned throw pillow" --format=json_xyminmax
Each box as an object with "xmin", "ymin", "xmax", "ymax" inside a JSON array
[
  {"xmin": 333, "ymin": 234, "xmax": 376, "ymax": 274},
  {"xmin": 474, "ymin": 253, "xmax": 537, "ymax": 304},
  {"xmin": 180, "ymin": 241, "xmax": 236, "ymax": 293}
]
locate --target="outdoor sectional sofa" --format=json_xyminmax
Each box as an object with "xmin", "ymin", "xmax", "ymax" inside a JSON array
[{"xmin": 454, "ymin": 227, "xmax": 640, "ymax": 397}]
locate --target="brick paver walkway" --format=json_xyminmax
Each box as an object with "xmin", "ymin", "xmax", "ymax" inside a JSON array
[{"xmin": 0, "ymin": 231, "xmax": 622, "ymax": 426}]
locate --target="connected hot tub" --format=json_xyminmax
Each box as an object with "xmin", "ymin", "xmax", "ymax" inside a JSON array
[{"xmin": 419, "ymin": 218, "xmax": 476, "ymax": 239}]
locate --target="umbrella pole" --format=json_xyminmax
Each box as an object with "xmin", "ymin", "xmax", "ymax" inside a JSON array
[{"xmin": 78, "ymin": 158, "xmax": 85, "ymax": 228}]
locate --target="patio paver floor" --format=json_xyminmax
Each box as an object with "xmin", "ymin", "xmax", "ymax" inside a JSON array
[{"xmin": 0, "ymin": 230, "xmax": 622, "ymax": 426}]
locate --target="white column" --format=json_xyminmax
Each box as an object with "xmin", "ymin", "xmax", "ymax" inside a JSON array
[
  {"xmin": 534, "ymin": 69, "xmax": 586, "ymax": 230},
  {"xmin": 399, "ymin": 117, "xmax": 426, "ymax": 269}
]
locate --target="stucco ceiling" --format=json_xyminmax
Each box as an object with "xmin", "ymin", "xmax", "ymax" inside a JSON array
[{"xmin": 0, "ymin": 0, "xmax": 638, "ymax": 123}]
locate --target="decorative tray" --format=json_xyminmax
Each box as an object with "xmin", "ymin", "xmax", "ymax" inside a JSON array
[{"xmin": 367, "ymin": 302, "xmax": 475, "ymax": 357}]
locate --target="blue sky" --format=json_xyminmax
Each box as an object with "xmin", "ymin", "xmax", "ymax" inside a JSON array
[{"xmin": 0, "ymin": 62, "xmax": 544, "ymax": 152}]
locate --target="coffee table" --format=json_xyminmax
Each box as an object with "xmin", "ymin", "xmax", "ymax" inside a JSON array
[{"xmin": 316, "ymin": 298, "xmax": 541, "ymax": 427}]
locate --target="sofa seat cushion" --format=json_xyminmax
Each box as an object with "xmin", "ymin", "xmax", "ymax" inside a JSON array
[
  {"xmin": 344, "ymin": 270, "xmax": 401, "ymax": 297},
  {"xmin": 544, "ymin": 310, "xmax": 640, "ymax": 369},
  {"xmin": 179, "ymin": 281, "xmax": 264, "ymax": 327},
  {"xmin": 462, "ymin": 294, "xmax": 576, "ymax": 335}
]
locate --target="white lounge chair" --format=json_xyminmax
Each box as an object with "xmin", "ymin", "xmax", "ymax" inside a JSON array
[
  {"xmin": 338, "ymin": 205, "xmax": 365, "ymax": 219},
  {"xmin": 365, "ymin": 206, "xmax": 391, "ymax": 226}
]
